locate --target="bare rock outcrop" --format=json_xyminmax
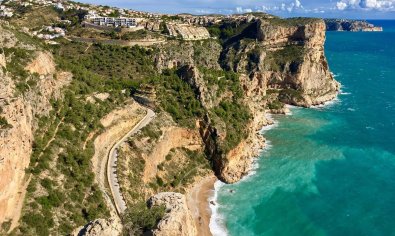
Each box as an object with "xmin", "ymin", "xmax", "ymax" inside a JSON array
[
  {"xmin": 71, "ymin": 218, "xmax": 122, "ymax": 236},
  {"xmin": 167, "ymin": 24, "xmax": 210, "ymax": 40},
  {"xmin": 25, "ymin": 51, "xmax": 56, "ymax": 76},
  {"xmin": 149, "ymin": 192, "xmax": 197, "ymax": 236}
]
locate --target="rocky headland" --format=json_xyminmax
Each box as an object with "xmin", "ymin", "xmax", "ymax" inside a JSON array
[{"xmin": 325, "ymin": 19, "xmax": 383, "ymax": 31}]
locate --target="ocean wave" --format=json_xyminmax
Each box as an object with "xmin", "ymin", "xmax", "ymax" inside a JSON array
[
  {"xmin": 311, "ymin": 97, "xmax": 341, "ymax": 109},
  {"xmin": 285, "ymin": 104, "xmax": 297, "ymax": 115},
  {"xmin": 260, "ymin": 121, "xmax": 278, "ymax": 133},
  {"xmin": 209, "ymin": 181, "xmax": 228, "ymax": 236},
  {"xmin": 331, "ymin": 72, "xmax": 341, "ymax": 78}
]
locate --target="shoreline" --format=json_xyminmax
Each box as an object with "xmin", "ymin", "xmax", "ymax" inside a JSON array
[
  {"xmin": 189, "ymin": 118, "xmax": 278, "ymax": 236},
  {"xmin": 186, "ymin": 174, "xmax": 217, "ymax": 236},
  {"xmin": 202, "ymin": 96, "xmax": 340, "ymax": 235}
]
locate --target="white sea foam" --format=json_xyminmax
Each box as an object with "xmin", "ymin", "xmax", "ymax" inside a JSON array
[
  {"xmin": 340, "ymin": 92, "xmax": 351, "ymax": 95},
  {"xmin": 260, "ymin": 120, "xmax": 278, "ymax": 133},
  {"xmin": 331, "ymin": 72, "xmax": 341, "ymax": 78},
  {"xmin": 209, "ymin": 180, "xmax": 228, "ymax": 236},
  {"xmin": 311, "ymin": 96, "xmax": 341, "ymax": 109}
]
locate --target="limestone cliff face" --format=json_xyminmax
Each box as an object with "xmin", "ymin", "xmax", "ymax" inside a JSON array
[
  {"xmin": 0, "ymin": 25, "xmax": 71, "ymax": 226},
  {"xmin": 223, "ymin": 19, "xmax": 339, "ymax": 107},
  {"xmin": 149, "ymin": 192, "xmax": 197, "ymax": 236}
]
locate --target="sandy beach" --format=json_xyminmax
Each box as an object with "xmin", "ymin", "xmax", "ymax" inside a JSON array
[{"xmin": 187, "ymin": 174, "xmax": 217, "ymax": 236}]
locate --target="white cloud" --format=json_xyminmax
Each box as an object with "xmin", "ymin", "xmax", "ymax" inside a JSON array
[
  {"xmin": 235, "ymin": 6, "xmax": 253, "ymax": 13},
  {"xmin": 281, "ymin": 3, "xmax": 287, "ymax": 11},
  {"xmin": 336, "ymin": 1, "xmax": 348, "ymax": 10},
  {"xmin": 295, "ymin": 0, "xmax": 302, "ymax": 8},
  {"xmin": 336, "ymin": 0, "xmax": 395, "ymax": 11},
  {"xmin": 282, "ymin": 0, "xmax": 304, "ymax": 12}
]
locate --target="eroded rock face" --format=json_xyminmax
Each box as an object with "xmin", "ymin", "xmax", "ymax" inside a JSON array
[
  {"xmin": 71, "ymin": 218, "xmax": 122, "ymax": 236},
  {"xmin": 227, "ymin": 19, "xmax": 340, "ymax": 107},
  {"xmin": 166, "ymin": 24, "xmax": 210, "ymax": 40},
  {"xmin": 149, "ymin": 192, "xmax": 197, "ymax": 236},
  {"xmin": 0, "ymin": 30, "xmax": 71, "ymax": 227},
  {"xmin": 25, "ymin": 51, "xmax": 56, "ymax": 76}
]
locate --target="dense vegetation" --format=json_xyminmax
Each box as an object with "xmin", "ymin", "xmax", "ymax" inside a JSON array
[
  {"xmin": 207, "ymin": 20, "xmax": 254, "ymax": 44},
  {"xmin": 155, "ymin": 69, "xmax": 205, "ymax": 128},
  {"xmin": 122, "ymin": 202, "xmax": 166, "ymax": 236},
  {"xmin": 198, "ymin": 67, "xmax": 251, "ymax": 152},
  {"xmin": 264, "ymin": 45, "xmax": 305, "ymax": 72},
  {"xmin": 212, "ymin": 101, "xmax": 251, "ymax": 153},
  {"xmin": 2, "ymin": 47, "xmax": 35, "ymax": 95},
  {"xmin": 153, "ymin": 66, "xmax": 251, "ymax": 154}
]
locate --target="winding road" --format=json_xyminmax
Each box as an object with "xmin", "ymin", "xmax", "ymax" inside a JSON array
[{"xmin": 107, "ymin": 108, "xmax": 156, "ymax": 215}]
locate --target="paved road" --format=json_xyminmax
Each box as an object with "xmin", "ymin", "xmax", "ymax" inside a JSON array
[{"xmin": 107, "ymin": 108, "xmax": 156, "ymax": 215}]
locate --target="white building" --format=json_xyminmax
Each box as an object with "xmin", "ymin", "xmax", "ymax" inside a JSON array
[{"xmin": 92, "ymin": 17, "xmax": 137, "ymax": 28}]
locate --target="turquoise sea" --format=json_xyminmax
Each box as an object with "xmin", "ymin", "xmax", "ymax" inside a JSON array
[{"xmin": 212, "ymin": 20, "xmax": 395, "ymax": 236}]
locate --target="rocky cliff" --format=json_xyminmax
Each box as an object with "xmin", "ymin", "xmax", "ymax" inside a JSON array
[
  {"xmin": 223, "ymin": 18, "xmax": 339, "ymax": 107},
  {"xmin": 0, "ymin": 23, "xmax": 71, "ymax": 230},
  {"xmin": 149, "ymin": 192, "xmax": 197, "ymax": 236}
]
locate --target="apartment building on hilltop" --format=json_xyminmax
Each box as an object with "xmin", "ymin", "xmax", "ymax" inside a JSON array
[{"xmin": 92, "ymin": 17, "xmax": 137, "ymax": 27}]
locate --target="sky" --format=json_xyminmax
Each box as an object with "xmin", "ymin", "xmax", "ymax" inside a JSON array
[{"xmin": 78, "ymin": 0, "xmax": 395, "ymax": 19}]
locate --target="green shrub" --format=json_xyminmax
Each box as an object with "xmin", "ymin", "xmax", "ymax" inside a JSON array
[
  {"xmin": 0, "ymin": 117, "xmax": 12, "ymax": 129},
  {"xmin": 122, "ymin": 201, "xmax": 166, "ymax": 235},
  {"xmin": 156, "ymin": 176, "xmax": 164, "ymax": 187},
  {"xmin": 268, "ymin": 100, "xmax": 284, "ymax": 110}
]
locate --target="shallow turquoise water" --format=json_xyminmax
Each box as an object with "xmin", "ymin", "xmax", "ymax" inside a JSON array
[{"xmin": 215, "ymin": 20, "xmax": 395, "ymax": 236}]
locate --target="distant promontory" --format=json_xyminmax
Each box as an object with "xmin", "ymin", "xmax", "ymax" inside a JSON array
[{"xmin": 325, "ymin": 19, "xmax": 383, "ymax": 32}]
